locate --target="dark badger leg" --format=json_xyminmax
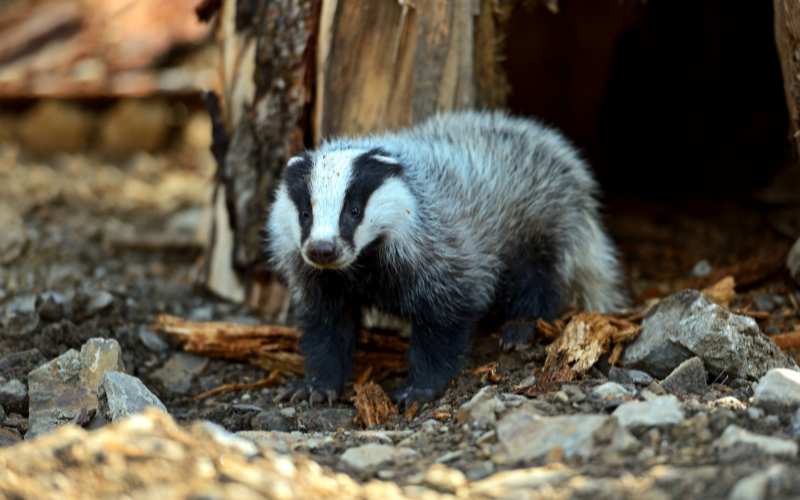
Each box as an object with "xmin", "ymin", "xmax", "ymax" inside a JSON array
[
  {"xmin": 275, "ymin": 285, "xmax": 360, "ymax": 405},
  {"xmin": 498, "ymin": 246, "xmax": 562, "ymax": 351}
]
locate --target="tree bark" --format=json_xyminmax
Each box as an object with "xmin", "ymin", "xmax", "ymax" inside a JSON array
[{"xmin": 775, "ymin": 0, "xmax": 800, "ymax": 159}]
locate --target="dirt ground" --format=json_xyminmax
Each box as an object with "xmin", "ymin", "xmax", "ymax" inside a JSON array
[{"xmin": 2, "ymin": 127, "xmax": 800, "ymax": 498}]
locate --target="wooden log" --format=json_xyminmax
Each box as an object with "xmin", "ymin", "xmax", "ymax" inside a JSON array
[{"xmin": 775, "ymin": 0, "xmax": 800, "ymax": 159}]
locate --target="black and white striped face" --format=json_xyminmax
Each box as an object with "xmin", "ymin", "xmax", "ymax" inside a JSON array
[{"xmin": 268, "ymin": 148, "xmax": 416, "ymax": 270}]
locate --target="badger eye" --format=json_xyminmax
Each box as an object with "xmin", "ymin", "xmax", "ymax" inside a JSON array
[
  {"xmin": 350, "ymin": 206, "xmax": 360, "ymax": 218},
  {"xmin": 301, "ymin": 210, "xmax": 311, "ymax": 220}
]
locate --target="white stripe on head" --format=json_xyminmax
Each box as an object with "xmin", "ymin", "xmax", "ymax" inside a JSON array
[
  {"xmin": 268, "ymin": 184, "xmax": 302, "ymax": 255},
  {"xmin": 308, "ymin": 149, "xmax": 364, "ymax": 242},
  {"xmin": 353, "ymin": 177, "xmax": 416, "ymax": 252}
]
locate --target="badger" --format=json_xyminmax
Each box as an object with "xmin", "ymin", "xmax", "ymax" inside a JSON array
[{"xmin": 267, "ymin": 110, "xmax": 626, "ymax": 405}]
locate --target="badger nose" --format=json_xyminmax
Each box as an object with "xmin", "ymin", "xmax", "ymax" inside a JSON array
[{"xmin": 306, "ymin": 240, "xmax": 338, "ymax": 265}]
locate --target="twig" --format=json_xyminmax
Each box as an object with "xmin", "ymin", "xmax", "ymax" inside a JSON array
[{"xmin": 193, "ymin": 371, "xmax": 284, "ymax": 400}]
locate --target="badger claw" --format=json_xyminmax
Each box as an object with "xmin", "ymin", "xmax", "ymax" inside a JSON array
[
  {"xmin": 499, "ymin": 321, "xmax": 535, "ymax": 352},
  {"xmin": 274, "ymin": 381, "xmax": 340, "ymax": 406},
  {"xmin": 392, "ymin": 385, "xmax": 438, "ymax": 408}
]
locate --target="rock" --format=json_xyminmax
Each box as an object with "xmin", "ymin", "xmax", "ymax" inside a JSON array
[
  {"xmin": 465, "ymin": 461, "xmax": 495, "ymax": 481},
  {"xmin": 0, "ymin": 379, "xmax": 27, "ymax": 414},
  {"xmin": 752, "ymin": 368, "xmax": 800, "ymax": 410},
  {"xmin": 423, "ymin": 464, "xmax": 467, "ymax": 493},
  {"xmin": 715, "ymin": 425, "xmax": 798, "ymax": 458},
  {"xmin": 99, "ymin": 372, "xmax": 166, "ymax": 421},
  {"xmin": 151, "ymin": 353, "xmax": 208, "ymax": 395},
  {"xmin": 660, "ymin": 357, "xmax": 707, "ymax": 395},
  {"xmin": 788, "ymin": 237, "xmax": 800, "ymax": 284},
  {"xmin": 340, "ymin": 443, "xmax": 417, "ymax": 471},
  {"xmin": 79, "ymin": 338, "xmax": 124, "ymax": 391},
  {"xmin": 592, "ymin": 382, "xmax": 635, "ymax": 400},
  {"xmin": 0, "ymin": 427, "xmax": 21, "ymax": 447},
  {"xmin": 608, "ymin": 366, "xmax": 654, "ymax": 386},
  {"xmin": 26, "ymin": 349, "xmax": 96, "ymax": 438},
  {"xmin": 1, "ymin": 294, "xmax": 39, "ymax": 338},
  {"xmin": 198, "ymin": 421, "xmax": 258, "ymax": 458},
  {"xmin": 496, "ymin": 410, "xmax": 611, "ymax": 462},
  {"xmin": 0, "ymin": 349, "xmax": 46, "ymax": 380},
  {"xmin": 612, "ymin": 395, "xmax": 684, "ymax": 428},
  {"xmin": 622, "ymin": 290, "xmax": 796, "ymax": 379},
  {"xmin": 456, "ymin": 385, "xmax": 504, "ymax": 427},
  {"xmin": 728, "ymin": 465, "xmax": 788, "ymax": 500},
  {"xmin": 691, "ymin": 259, "xmax": 712, "ymax": 278},
  {"xmin": 236, "ymin": 430, "xmax": 298, "ymax": 453},
  {"xmin": 300, "ymin": 407, "xmax": 356, "ymax": 432},
  {"xmin": 470, "ymin": 468, "xmax": 573, "ymax": 497},
  {"xmin": 0, "ymin": 203, "xmax": 27, "ymax": 264},
  {"xmin": 137, "ymin": 326, "xmax": 170, "ymax": 352},
  {"xmin": 251, "ymin": 410, "xmax": 292, "ymax": 432},
  {"xmin": 74, "ymin": 290, "xmax": 115, "ymax": 319}
]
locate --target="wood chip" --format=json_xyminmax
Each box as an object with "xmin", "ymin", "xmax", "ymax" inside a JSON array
[
  {"xmin": 473, "ymin": 362, "xmax": 502, "ymax": 384},
  {"xmin": 432, "ymin": 410, "xmax": 451, "ymax": 421},
  {"xmin": 352, "ymin": 382, "xmax": 398, "ymax": 427},
  {"xmin": 404, "ymin": 402, "xmax": 420, "ymax": 422},
  {"xmin": 702, "ymin": 276, "xmax": 736, "ymax": 308},
  {"xmin": 538, "ymin": 313, "xmax": 641, "ymax": 386}
]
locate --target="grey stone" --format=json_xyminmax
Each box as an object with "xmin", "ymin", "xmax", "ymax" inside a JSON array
[
  {"xmin": 199, "ymin": 421, "xmax": 258, "ymax": 457},
  {"xmin": 0, "ymin": 348, "xmax": 45, "ymax": 380},
  {"xmin": 592, "ymin": 382, "xmax": 635, "ymax": 400},
  {"xmin": 0, "ymin": 427, "xmax": 21, "ymax": 447},
  {"xmin": 79, "ymin": 338, "xmax": 124, "ymax": 391},
  {"xmin": 251, "ymin": 410, "xmax": 292, "ymax": 432},
  {"xmin": 0, "ymin": 403, "xmax": 4, "ymax": 420},
  {"xmin": 715, "ymin": 425, "xmax": 797, "ymax": 458},
  {"xmin": 0, "ymin": 379, "xmax": 27, "ymax": 414},
  {"xmin": 470, "ymin": 468, "xmax": 573, "ymax": 496},
  {"xmin": 151, "ymin": 353, "xmax": 208, "ymax": 395},
  {"xmin": 138, "ymin": 326, "xmax": 170, "ymax": 352},
  {"xmin": 791, "ymin": 408, "xmax": 800, "ymax": 438},
  {"xmin": 691, "ymin": 259, "xmax": 712, "ymax": 278},
  {"xmin": 84, "ymin": 290, "xmax": 115, "ymax": 316},
  {"xmin": 622, "ymin": 290, "xmax": 797, "ymax": 379},
  {"xmin": 0, "ymin": 203, "xmax": 27, "ymax": 264},
  {"xmin": 464, "ymin": 461, "xmax": 495, "ymax": 481},
  {"xmin": 788, "ymin": 237, "xmax": 800, "ymax": 284},
  {"xmin": 236, "ymin": 430, "xmax": 297, "ymax": 453},
  {"xmin": 1, "ymin": 294, "xmax": 39, "ymax": 338},
  {"xmin": 752, "ymin": 368, "xmax": 800, "ymax": 410},
  {"xmin": 660, "ymin": 357, "xmax": 707, "ymax": 395},
  {"xmin": 497, "ymin": 410, "xmax": 611, "ymax": 462},
  {"xmin": 609, "ymin": 366, "xmax": 654, "ymax": 386},
  {"xmin": 612, "ymin": 395, "xmax": 684, "ymax": 428},
  {"xmin": 729, "ymin": 465, "xmax": 788, "ymax": 500},
  {"xmin": 26, "ymin": 349, "xmax": 96, "ymax": 438},
  {"xmin": 300, "ymin": 407, "xmax": 355, "ymax": 432},
  {"xmin": 340, "ymin": 443, "xmax": 417, "ymax": 471},
  {"xmin": 456, "ymin": 385, "xmax": 503, "ymax": 427},
  {"xmin": 99, "ymin": 371, "xmax": 166, "ymax": 421}
]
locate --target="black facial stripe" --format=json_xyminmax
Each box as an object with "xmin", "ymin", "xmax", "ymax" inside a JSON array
[
  {"xmin": 283, "ymin": 153, "xmax": 313, "ymax": 242},
  {"xmin": 339, "ymin": 148, "xmax": 404, "ymax": 247}
]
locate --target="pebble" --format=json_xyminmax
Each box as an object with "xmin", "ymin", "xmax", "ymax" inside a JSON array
[
  {"xmin": 791, "ymin": 408, "xmax": 800, "ymax": 438},
  {"xmin": 622, "ymin": 290, "xmax": 797, "ymax": 379},
  {"xmin": 0, "ymin": 349, "xmax": 45, "ymax": 380},
  {"xmin": 0, "ymin": 203, "xmax": 27, "ymax": 264},
  {"xmin": 612, "ymin": 395, "xmax": 685, "ymax": 428},
  {"xmin": 340, "ymin": 443, "xmax": 417, "ymax": 471},
  {"xmin": 715, "ymin": 425, "xmax": 798, "ymax": 458},
  {"xmin": 465, "ymin": 461, "xmax": 495, "ymax": 481},
  {"xmin": 423, "ymin": 464, "xmax": 467, "ymax": 492},
  {"xmin": 138, "ymin": 326, "xmax": 170, "ymax": 352},
  {"xmin": 299, "ymin": 407, "xmax": 356, "ymax": 432},
  {"xmin": 592, "ymin": 382, "xmax": 635, "ymax": 400},
  {"xmin": 151, "ymin": 353, "xmax": 209, "ymax": 395},
  {"xmin": 729, "ymin": 464, "xmax": 788, "ymax": 500},
  {"xmin": 0, "ymin": 379, "xmax": 27, "ymax": 414},
  {"xmin": 690, "ymin": 259, "xmax": 712, "ymax": 277},
  {"xmin": 251, "ymin": 410, "xmax": 292, "ymax": 432},
  {"xmin": 788, "ymin": 237, "xmax": 800, "ymax": 284},
  {"xmin": 99, "ymin": 371, "xmax": 167, "ymax": 421},
  {"xmin": 1, "ymin": 294, "xmax": 39, "ymax": 338},
  {"xmin": 456, "ymin": 385, "xmax": 503, "ymax": 427},
  {"xmin": 496, "ymin": 410, "xmax": 611, "ymax": 462},
  {"xmin": 752, "ymin": 368, "xmax": 800, "ymax": 410},
  {"xmin": 660, "ymin": 356, "xmax": 707, "ymax": 395},
  {"xmin": 199, "ymin": 421, "xmax": 258, "ymax": 457},
  {"xmin": 608, "ymin": 366, "xmax": 654, "ymax": 386}
]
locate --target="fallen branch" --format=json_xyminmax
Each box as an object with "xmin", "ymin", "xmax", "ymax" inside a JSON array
[
  {"xmin": 193, "ymin": 371, "xmax": 284, "ymax": 400},
  {"xmin": 153, "ymin": 314, "xmax": 408, "ymax": 380}
]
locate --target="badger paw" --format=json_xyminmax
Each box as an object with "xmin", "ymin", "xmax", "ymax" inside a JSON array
[
  {"xmin": 499, "ymin": 321, "xmax": 536, "ymax": 352},
  {"xmin": 391, "ymin": 385, "xmax": 439, "ymax": 408},
  {"xmin": 273, "ymin": 380, "xmax": 340, "ymax": 406}
]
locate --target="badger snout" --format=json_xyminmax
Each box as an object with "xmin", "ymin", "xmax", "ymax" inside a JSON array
[{"xmin": 304, "ymin": 240, "xmax": 340, "ymax": 267}]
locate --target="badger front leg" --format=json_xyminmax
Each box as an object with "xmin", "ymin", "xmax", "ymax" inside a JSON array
[
  {"xmin": 275, "ymin": 296, "xmax": 359, "ymax": 406},
  {"xmin": 394, "ymin": 310, "xmax": 475, "ymax": 406}
]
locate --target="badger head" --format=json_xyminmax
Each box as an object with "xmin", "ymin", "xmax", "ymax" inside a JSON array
[{"xmin": 268, "ymin": 147, "xmax": 416, "ymax": 271}]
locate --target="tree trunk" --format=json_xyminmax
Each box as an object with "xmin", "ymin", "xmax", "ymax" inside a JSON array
[
  {"xmin": 775, "ymin": 0, "xmax": 800, "ymax": 160},
  {"xmin": 203, "ymin": 0, "xmax": 509, "ymax": 320}
]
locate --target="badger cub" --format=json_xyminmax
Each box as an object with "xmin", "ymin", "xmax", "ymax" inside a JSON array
[{"xmin": 267, "ymin": 111, "xmax": 625, "ymax": 405}]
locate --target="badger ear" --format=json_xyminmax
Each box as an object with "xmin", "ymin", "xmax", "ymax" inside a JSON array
[
  {"xmin": 287, "ymin": 155, "xmax": 308, "ymax": 168},
  {"xmin": 366, "ymin": 148, "xmax": 401, "ymax": 166}
]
